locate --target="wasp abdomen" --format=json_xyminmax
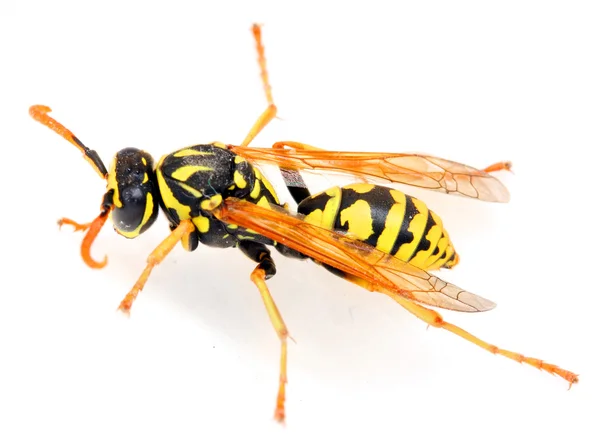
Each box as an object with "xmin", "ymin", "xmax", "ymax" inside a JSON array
[{"xmin": 297, "ymin": 184, "xmax": 458, "ymax": 271}]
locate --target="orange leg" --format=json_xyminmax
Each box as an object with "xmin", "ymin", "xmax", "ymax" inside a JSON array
[
  {"xmin": 250, "ymin": 266, "xmax": 289, "ymax": 423},
  {"xmin": 237, "ymin": 239, "xmax": 290, "ymax": 423},
  {"xmin": 240, "ymin": 24, "xmax": 278, "ymax": 147},
  {"xmin": 483, "ymin": 161, "xmax": 513, "ymax": 173},
  {"xmin": 387, "ymin": 296, "xmax": 578, "ymax": 387},
  {"xmin": 117, "ymin": 220, "xmax": 195, "ymax": 315},
  {"xmin": 241, "ymin": 105, "xmax": 277, "ymax": 147},
  {"xmin": 58, "ymin": 205, "xmax": 112, "ymax": 269},
  {"xmin": 58, "ymin": 217, "xmax": 91, "ymax": 232}
]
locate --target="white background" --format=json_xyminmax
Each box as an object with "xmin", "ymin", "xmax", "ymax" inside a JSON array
[{"xmin": 1, "ymin": 1, "xmax": 598, "ymax": 444}]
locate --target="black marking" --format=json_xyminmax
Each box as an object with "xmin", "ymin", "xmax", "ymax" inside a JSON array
[
  {"xmin": 274, "ymin": 242, "xmax": 307, "ymax": 260},
  {"xmin": 298, "ymin": 190, "xmax": 334, "ymax": 215},
  {"xmin": 335, "ymin": 187, "xmax": 396, "ymax": 246},
  {"xmin": 238, "ymin": 240, "xmax": 277, "ymax": 279},
  {"xmin": 320, "ymin": 262, "xmax": 349, "ymax": 279},
  {"xmin": 411, "ymin": 212, "xmax": 436, "ymax": 261},
  {"xmin": 72, "ymin": 135, "xmax": 108, "ymax": 176},
  {"xmin": 288, "ymin": 186, "xmax": 312, "ymax": 204},
  {"xmin": 443, "ymin": 252, "xmax": 457, "ymax": 268},
  {"xmin": 390, "ymin": 195, "xmax": 418, "ymax": 256},
  {"xmin": 280, "ymin": 168, "xmax": 311, "ymax": 204},
  {"xmin": 185, "ymin": 231, "xmax": 199, "ymax": 251}
]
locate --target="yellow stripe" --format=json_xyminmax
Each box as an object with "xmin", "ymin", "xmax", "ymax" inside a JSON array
[
  {"xmin": 346, "ymin": 183, "xmax": 375, "ymax": 194},
  {"xmin": 106, "ymin": 159, "xmax": 122, "ymax": 208},
  {"xmin": 304, "ymin": 209, "xmax": 324, "ymax": 226},
  {"xmin": 156, "ymin": 158, "xmax": 191, "ymax": 222},
  {"xmin": 178, "ymin": 182, "xmax": 203, "ymax": 198},
  {"xmin": 192, "ymin": 215, "xmax": 210, "ymax": 233},
  {"xmin": 410, "ymin": 223, "xmax": 442, "ymax": 269},
  {"xmin": 339, "ymin": 199, "xmax": 374, "ymax": 241},
  {"xmin": 116, "ymin": 192, "xmax": 156, "ymax": 239},
  {"xmin": 431, "ymin": 242, "xmax": 455, "ymax": 269},
  {"xmin": 233, "ymin": 170, "xmax": 247, "ymax": 189},
  {"xmin": 250, "ymin": 179, "xmax": 261, "ymax": 199},
  {"xmin": 321, "ymin": 186, "xmax": 342, "ymax": 229},
  {"xmin": 256, "ymin": 195, "xmax": 271, "ymax": 208},
  {"xmin": 253, "ymin": 167, "xmax": 280, "ymax": 204},
  {"xmin": 425, "ymin": 232, "xmax": 449, "ymax": 269},
  {"xmin": 396, "ymin": 196, "xmax": 428, "ymax": 262},
  {"xmin": 261, "ymin": 176, "xmax": 279, "ymax": 204},
  {"xmin": 171, "ymin": 165, "xmax": 213, "ymax": 181},
  {"xmin": 376, "ymin": 191, "xmax": 406, "ymax": 253},
  {"xmin": 173, "ymin": 148, "xmax": 214, "ymax": 157}
]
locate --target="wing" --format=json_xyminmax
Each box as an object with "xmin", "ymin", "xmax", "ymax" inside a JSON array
[
  {"xmin": 211, "ymin": 197, "xmax": 496, "ymax": 313},
  {"xmin": 229, "ymin": 143, "xmax": 510, "ymax": 203}
]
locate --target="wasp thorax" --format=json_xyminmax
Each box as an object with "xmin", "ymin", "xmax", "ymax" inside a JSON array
[{"xmin": 108, "ymin": 148, "xmax": 159, "ymax": 238}]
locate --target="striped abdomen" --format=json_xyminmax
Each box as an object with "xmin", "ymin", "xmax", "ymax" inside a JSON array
[{"xmin": 297, "ymin": 184, "xmax": 458, "ymax": 271}]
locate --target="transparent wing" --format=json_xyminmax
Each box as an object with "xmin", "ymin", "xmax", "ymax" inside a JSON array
[
  {"xmin": 230, "ymin": 144, "xmax": 510, "ymax": 203},
  {"xmin": 211, "ymin": 198, "xmax": 496, "ymax": 313}
]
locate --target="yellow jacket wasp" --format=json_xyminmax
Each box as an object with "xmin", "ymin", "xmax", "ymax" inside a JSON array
[{"xmin": 29, "ymin": 24, "xmax": 577, "ymax": 423}]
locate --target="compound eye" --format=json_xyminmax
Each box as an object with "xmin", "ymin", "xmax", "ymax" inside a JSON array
[{"xmin": 108, "ymin": 148, "xmax": 159, "ymax": 238}]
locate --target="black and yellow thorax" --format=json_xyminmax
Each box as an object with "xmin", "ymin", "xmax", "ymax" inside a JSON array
[{"xmin": 155, "ymin": 143, "xmax": 280, "ymax": 251}]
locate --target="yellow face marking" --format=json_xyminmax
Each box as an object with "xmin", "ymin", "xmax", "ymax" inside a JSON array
[
  {"xmin": 115, "ymin": 193, "xmax": 155, "ymax": 239},
  {"xmin": 339, "ymin": 199, "xmax": 374, "ymax": 241},
  {"xmin": 376, "ymin": 192, "xmax": 407, "ymax": 254},
  {"xmin": 143, "ymin": 172, "xmax": 149, "ymax": 183},
  {"xmin": 140, "ymin": 193, "xmax": 155, "ymax": 229},
  {"xmin": 171, "ymin": 165, "xmax": 213, "ymax": 182},
  {"xmin": 173, "ymin": 148, "xmax": 215, "ymax": 157},
  {"xmin": 396, "ymin": 196, "xmax": 429, "ymax": 262},
  {"xmin": 233, "ymin": 170, "xmax": 247, "ymax": 189},
  {"xmin": 346, "ymin": 183, "xmax": 375, "ymax": 194},
  {"xmin": 141, "ymin": 157, "xmax": 147, "ymax": 166},
  {"xmin": 192, "ymin": 215, "xmax": 210, "ymax": 233},
  {"xmin": 106, "ymin": 159, "xmax": 122, "ymax": 208}
]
